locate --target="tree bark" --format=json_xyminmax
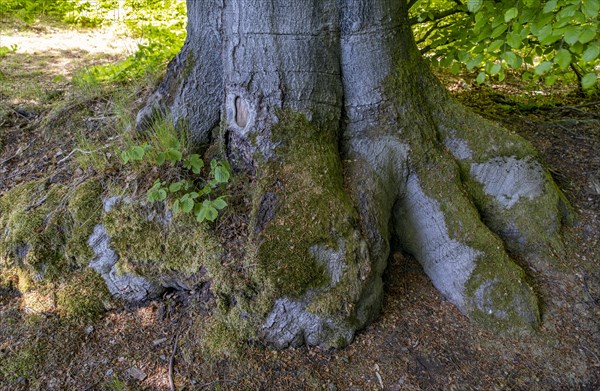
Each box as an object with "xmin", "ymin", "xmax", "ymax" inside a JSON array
[{"xmin": 138, "ymin": 0, "xmax": 572, "ymax": 349}]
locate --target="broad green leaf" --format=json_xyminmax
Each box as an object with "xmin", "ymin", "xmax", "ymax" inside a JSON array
[
  {"xmin": 573, "ymin": 11, "xmax": 586, "ymax": 24},
  {"xmin": 488, "ymin": 39, "xmax": 504, "ymax": 52},
  {"xmin": 554, "ymin": 49, "xmax": 572, "ymax": 69},
  {"xmin": 214, "ymin": 166, "xmax": 230, "ymax": 183},
  {"xmin": 476, "ymin": 71, "xmax": 486, "ymax": 83},
  {"xmin": 531, "ymin": 13, "xmax": 555, "ymax": 34},
  {"xmin": 563, "ymin": 27, "xmax": 581, "ymax": 45},
  {"xmin": 213, "ymin": 198, "xmax": 228, "ymax": 210},
  {"xmin": 169, "ymin": 182, "xmax": 183, "ymax": 193},
  {"xmin": 582, "ymin": 0, "xmax": 600, "ymax": 18},
  {"xmin": 503, "ymin": 51, "xmax": 520, "ymax": 68},
  {"xmin": 440, "ymin": 56, "xmax": 454, "ymax": 68},
  {"xmin": 534, "ymin": 61, "xmax": 553, "ymax": 75},
  {"xmin": 172, "ymin": 199, "xmax": 180, "ymax": 214},
  {"xmin": 181, "ymin": 198, "xmax": 194, "ymax": 213},
  {"xmin": 156, "ymin": 152, "xmax": 166, "ymax": 166},
  {"xmin": 543, "ymin": 0, "xmax": 557, "ymax": 13},
  {"xmin": 196, "ymin": 207, "xmax": 207, "ymax": 223},
  {"xmin": 557, "ymin": 5, "xmax": 577, "ymax": 19},
  {"xmin": 184, "ymin": 154, "xmax": 204, "ymax": 174},
  {"xmin": 148, "ymin": 187, "xmax": 166, "ymax": 203},
  {"xmin": 165, "ymin": 147, "xmax": 182, "ymax": 162},
  {"xmin": 545, "ymin": 75, "xmax": 558, "ymax": 86},
  {"xmin": 537, "ymin": 25, "xmax": 553, "ymax": 43},
  {"xmin": 570, "ymin": 41, "xmax": 585, "ymax": 54},
  {"xmin": 583, "ymin": 45, "xmax": 600, "ymax": 62},
  {"xmin": 467, "ymin": 55, "xmax": 483, "ymax": 70},
  {"xmin": 205, "ymin": 206, "xmax": 218, "ymax": 222},
  {"xmin": 130, "ymin": 146, "xmax": 145, "ymax": 160},
  {"xmin": 581, "ymin": 72, "xmax": 598, "ymax": 89},
  {"xmin": 468, "ymin": 0, "xmax": 483, "ymax": 13},
  {"xmin": 120, "ymin": 150, "xmax": 130, "ymax": 164},
  {"xmin": 491, "ymin": 24, "xmax": 508, "ymax": 38},
  {"xmin": 555, "ymin": 16, "xmax": 574, "ymax": 29},
  {"xmin": 507, "ymin": 31, "xmax": 522, "ymax": 49},
  {"xmin": 196, "ymin": 202, "xmax": 218, "ymax": 222},
  {"xmin": 451, "ymin": 62, "xmax": 461, "ymax": 75},
  {"xmin": 579, "ymin": 27, "xmax": 597, "ymax": 44},
  {"xmin": 505, "ymin": 7, "xmax": 518, "ymax": 22},
  {"xmin": 490, "ymin": 63, "xmax": 502, "ymax": 75}
]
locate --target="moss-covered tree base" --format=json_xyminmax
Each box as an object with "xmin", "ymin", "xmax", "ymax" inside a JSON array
[{"xmin": 129, "ymin": 0, "xmax": 574, "ymax": 350}]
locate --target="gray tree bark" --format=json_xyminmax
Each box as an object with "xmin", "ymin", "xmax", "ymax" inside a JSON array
[{"xmin": 138, "ymin": 0, "xmax": 572, "ymax": 349}]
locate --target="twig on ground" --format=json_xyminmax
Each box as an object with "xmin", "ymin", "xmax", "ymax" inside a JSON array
[
  {"xmin": 169, "ymin": 324, "xmax": 183, "ymax": 391},
  {"xmin": 57, "ymin": 146, "xmax": 110, "ymax": 165},
  {"xmin": 581, "ymin": 345, "xmax": 600, "ymax": 366},
  {"xmin": 0, "ymin": 142, "xmax": 32, "ymax": 165}
]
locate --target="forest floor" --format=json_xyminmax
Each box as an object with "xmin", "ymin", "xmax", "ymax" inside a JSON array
[{"xmin": 0, "ymin": 22, "xmax": 599, "ymax": 391}]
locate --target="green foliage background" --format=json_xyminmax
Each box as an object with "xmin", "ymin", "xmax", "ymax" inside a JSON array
[
  {"xmin": 2, "ymin": 0, "xmax": 597, "ymax": 90},
  {"xmin": 411, "ymin": 0, "xmax": 599, "ymax": 90}
]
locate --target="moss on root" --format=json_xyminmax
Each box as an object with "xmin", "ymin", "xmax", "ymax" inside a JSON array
[
  {"xmin": 0, "ymin": 180, "xmax": 69, "ymax": 280},
  {"xmin": 0, "ymin": 178, "xmax": 112, "ymax": 327},
  {"xmin": 459, "ymin": 160, "xmax": 573, "ymax": 260},
  {"xmin": 200, "ymin": 110, "xmax": 374, "ymax": 352},
  {"xmin": 464, "ymin": 255, "xmax": 539, "ymax": 333},
  {"xmin": 56, "ymin": 268, "xmax": 111, "ymax": 324},
  {"xmin": 64, "ymin": 179, "xmax": 104, "ymax": 267},
  {"xmin": 251, "ymin": 110, "xmax": 359, "ymax": 299},
  {"xmin": 0, "ymin": 179, "xmax": 107, "ymax": 280},
  {"xmin": 102, "ymin": 199, "xmax": 220, "ymax": 284}
]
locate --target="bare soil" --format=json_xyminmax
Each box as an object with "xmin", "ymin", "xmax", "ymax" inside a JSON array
[{"xmin": 0, "ymin": 25, "xmax": 598, "ymax": 390}]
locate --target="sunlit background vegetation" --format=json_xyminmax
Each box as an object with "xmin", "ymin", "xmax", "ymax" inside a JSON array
[
  {"xmin": 1, "ymin": 0, "xmax": 187, "ymax": 85},
  {"xmin": 1, "ymin": 0, "xmax": 597, "ymax": 91}
]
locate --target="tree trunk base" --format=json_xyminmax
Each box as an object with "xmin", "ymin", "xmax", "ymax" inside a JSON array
[{"xmin": 134, "ymin": 0, "xmax": 573, "ymax": 350}]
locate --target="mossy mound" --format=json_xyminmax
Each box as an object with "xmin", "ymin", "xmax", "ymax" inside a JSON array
[
  {"xmin": 0, "ymin": 180, "xmax": 71, "ymax": 281},
  {"xmin": 102, "ymin": 197, "xmax": 221, "ymax": 289}
]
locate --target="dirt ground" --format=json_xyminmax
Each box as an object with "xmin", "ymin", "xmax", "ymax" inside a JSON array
[{"xmin": 0, "ymin": 23, "xmax": 599, "ymax": 390}]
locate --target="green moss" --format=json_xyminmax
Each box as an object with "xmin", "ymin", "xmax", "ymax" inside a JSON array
[
  {"xmin": 0, "ymin": 180, "xmax": 70, "ymax": 281},
  {"xmin": 64, "ymin": 179, "xmax": 103, "ymax": 267},
  {"xmin": 251, "ymin": 110, "xmax": 358, "ymax": 299},
  {"xmin": 198, "ymin": 111, "xmax": 370, "ymax": 352},
  {"xmin": 102, "ymin": 199, "xmax": 220, "ymax": 283},
  {"xmin": 458, "ymin": 160, "xmax": 571, "ymax": 260},
  {"xmin": 198, "ymin": 313, "xmax": 248, "ymax": 359},
  {"xmin": 0, "ymin": 337, "xmax": 46, "ymax": 383},
  {"xmin": 182, "ymin": 51, "xmax": 195, "ymax": 80},
  {"xmin": 379, "ymin": 55, "xmax": 557, "ymax": 332},
  {"xmin": 409, "ymin": 150, "xmax": 540, "ymax": 331},
  {"xmin": 0, "ymin": 267, "xmax": 34, "ymax": 292},
  {"xmin": 465, "ymin": 256, "xmax": 539, "ymax": 333},
  {"xmin": 56, "ymin": 268, "xmax": 110, "ymax": 324}
]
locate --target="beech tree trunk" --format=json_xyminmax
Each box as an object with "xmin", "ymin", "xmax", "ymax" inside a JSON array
[{"xmin": 138, "ymin": 0, "xmax": 572, "ymax": 349}]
